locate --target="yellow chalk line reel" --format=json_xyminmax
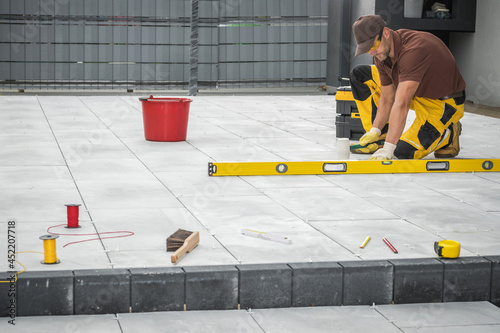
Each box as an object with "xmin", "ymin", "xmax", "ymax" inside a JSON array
[{"xmin": 40, "ymin": 234, "xmax": 61, "ymax": 264}]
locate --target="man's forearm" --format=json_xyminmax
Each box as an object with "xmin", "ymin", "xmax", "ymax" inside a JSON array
[
  {"xmin": 385, "ymin": 102, "xmax": 409, "ymax": 145},
  {"xmin": 372, "ymin": 99, "xmax": 392, "ymax": 131},
  {"xmin": 372, "ymin": 84, "xmax": 396, "ymax": 131}
]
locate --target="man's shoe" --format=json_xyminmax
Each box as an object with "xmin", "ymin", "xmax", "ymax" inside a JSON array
[{"xmin": 434, "ymin": 121, "xmax": 462, "ymax": 158}]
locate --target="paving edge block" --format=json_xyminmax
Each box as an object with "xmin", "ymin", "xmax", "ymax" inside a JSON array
[
  {"xmin": 339, "ymin": 260, "xmax": 394, "ymax": 306},
  {"xmin": 389, "ymin": 258, "xmax": 443, "ymax": 304},
  {"xmin": 289, "ymin": 262, "xmax": 342, "ymax": 307},
  {"xmin": 184, "ymin": 265, "xmax": 239, "ymax": 311},
  {"xmin": 1, "ymin": 256, "xmax": 497, "ymax": 316},
  {"xmin": 17, "ymin": 270, "xmax": 74, "ymax": 316},
  {"xmin": 237, "ymin": 264, "xmax": 292, "ymax": 309}
]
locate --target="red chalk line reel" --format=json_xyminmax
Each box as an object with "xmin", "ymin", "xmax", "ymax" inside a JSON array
[{"xmin": 65, "ymin": 204, "xmax": 82, "ymax": 228}]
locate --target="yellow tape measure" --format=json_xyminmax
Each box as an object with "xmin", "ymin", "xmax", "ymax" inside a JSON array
[{"xmin": 434, "ymin": 240, "xmax": 460, "ymax": 258}]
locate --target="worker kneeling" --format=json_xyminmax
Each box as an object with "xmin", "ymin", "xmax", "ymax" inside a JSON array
[{"xmin": 350, "ymin": 15, "xmax": 466, "ymax": 160}]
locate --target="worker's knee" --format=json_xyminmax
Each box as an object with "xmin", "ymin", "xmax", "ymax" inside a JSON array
[
  {"xmin": 350, "ymin": 65, "xmax": 373, "ymax": 84},
  {"xmin": 394, "ymin": 141, "xmax": 417, "ymax": 159},
  {"xmin": 349, "ymin": 65, "xmax": 373, "ymax": 101}
]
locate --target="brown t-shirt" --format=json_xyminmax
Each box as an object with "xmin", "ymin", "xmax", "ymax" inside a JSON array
[{"xmin": 375, "ymin": 29, "xmax": 466, "ymax": 99}]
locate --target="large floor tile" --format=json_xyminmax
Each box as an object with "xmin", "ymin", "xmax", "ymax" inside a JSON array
[
  {"xmin": 262, "ymin": 187, "xmax": 399, "ymax": 221},
  {"xmin": 156, "ymin": 171, "xmax": 262, "ymax": 198},
  {"xmin": 2, "ymin": 94, "xmax": 500, "ymax": 269},
  {"xmin": 377, "ymin": 301, "xmax": 500, "ymax": 329},
  {"xmin": 0, "ymin": 188, "xmax": 83, "ymax": 222},
  {"xmin": 252, "ymin": 306, "xmax": 402, "ymax": 333},
  {"xmin": 310, "ymin": 219, "xmax": 476, "ymax": 259},
  {"xmin": 1, "ymin": 314, "xmax": 120, "ymax": 332},
  {"xmin": 118, "ymin": 309, "xmax": 260, "ymax": 333}
]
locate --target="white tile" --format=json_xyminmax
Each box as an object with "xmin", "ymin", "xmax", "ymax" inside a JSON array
[
  {"xmin": 118, "ymin": 310, "xmax": 258, "ymax": 333},
  {"xmin": 156, "ymin": 171, "xmax": 262, "ymax": 198},
  {"xmin": 217, "ymin": 123, "xmax": 294, "ymax": 139},
  {"xmin": 76, "ymin": 179, "xmax": 182, "ymax": 209},
  {"xmin": 0, "ymin": 166, "xmax": 74, "ymax": 190},
  {"xmin": 411, "ymin": 173, "xmax": 500, "ymax": 212},
  {"xmin": 378, "ymin": 301, "xmax": 500, "ymax": 328},
  {"xmin": 309, "ymin": 219, "xmax": 476, "ymax": 259},
  {"xmin": 87, "ymin": 207, "xmax": 237, "ymax": 267},
  {"xmin": 179, "ymin": 195, "xmax": 301, "ymax": 230},
  {"xmin": 0, "ymin": 188, "xmax": 83, "ymax": 222},
  {"xmin": 0, "ymin": 147, "xmax": 65, "ymax": 166},
  {"xmin": 242, "ymin": 174, "xmax": 335, "ymax": 189},
  {"xmin": 1, "ymin": 94, "xmax": 500, "ymax": 274},
  {"xmin": 67, "ymin": 158, "xmax": 154, "ymax": 181},
  {"xmin": 1, "ymin": 220, "xmax": 110, "ymax": 272},
  {"xmin": 1, "ymin": 314, "xmax": 120, "ymax": 332},
  {"xmin": 261, "ymin": 119, "xmax": 333, "ymax": 132},
  {"xmin": 0, "ymin": 133, "xmax": 57, "ymax": 148},
  {"xmin": 293, "ymin": 130, "xmax": 337, "ymax": 148},
  {"xmin": 276, "ymin": 149, "xmax": 340, "ymax": 161},
  {"xmin": 402, "ymin": 325, "xmax": 500, "ymax": 333},
  {"xmin": 253, "ymin": 306, "xmax": 402, "ymax": 333},
  {"xmin": 247, "ymin": 137, "xmax": 331, "ymax": 153},
  {"xmin": 134, "ymin": 150, "xmax": 212, "ymax": 173},
  {"xmin": 107, "ymin": 245, "xmax": 237, "ymax": 268},
  {"xmin": 216, "ymin": 227, "xmax": 356, "ymax": 264},
  {"xmin": 262, "ymin": 187, "xmax": 399, "ymax": 221}
]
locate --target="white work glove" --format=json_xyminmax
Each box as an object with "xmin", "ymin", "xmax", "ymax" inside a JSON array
[
  {"xmin": 369, "ymin": 142, "xmax": 397, "ymax": 160},
  {"xmin": 359, "ymin": 127, "xmax": 381, "ymax": 146}
]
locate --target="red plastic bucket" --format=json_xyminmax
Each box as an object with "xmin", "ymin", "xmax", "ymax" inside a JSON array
[{"xmin": 139, "ymin": 95, "xmax": 192, "ymax": 141}]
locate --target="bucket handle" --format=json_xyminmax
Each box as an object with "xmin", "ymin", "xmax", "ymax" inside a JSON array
[
  {"xmin": 139, "ymin": 95, "xmax": 188, "ymax": 102},
  {"xmin": 139, "ymin": 95, "xmax": 154, "ymax": 102}
]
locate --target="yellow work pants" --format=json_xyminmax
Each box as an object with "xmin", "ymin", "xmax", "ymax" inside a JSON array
[{"xmin": 349, "ymin": 65, "xmax": 464, "ymax": 159}]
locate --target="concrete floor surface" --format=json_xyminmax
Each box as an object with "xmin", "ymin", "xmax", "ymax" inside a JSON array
[{"xmin": 1, "ymin": 93, "xmax": 499, "ymax": 330}]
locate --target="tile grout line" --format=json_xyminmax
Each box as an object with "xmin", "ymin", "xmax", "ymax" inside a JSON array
[
  {"xmin": 36, "ymin": 96, "xmax": 112, "ymax": 264},
  {"xmin": 80, "ymin": 96, "xmax": 241, "ymax": 263}
]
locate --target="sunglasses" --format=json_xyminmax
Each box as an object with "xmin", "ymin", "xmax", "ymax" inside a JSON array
[{"xmin": 369, "ymin": 30, "xmax": 383, "ymax": 51}]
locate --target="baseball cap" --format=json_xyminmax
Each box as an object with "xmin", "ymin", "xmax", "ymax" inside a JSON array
[{"xmin": 352, "ymin": 15, "xmax": 386, "ymax": 57}]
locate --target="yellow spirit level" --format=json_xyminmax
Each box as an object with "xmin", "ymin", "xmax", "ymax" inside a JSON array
[{"xmin": 208, "ymin": 159, "xmax": 500, "ymax": 176}]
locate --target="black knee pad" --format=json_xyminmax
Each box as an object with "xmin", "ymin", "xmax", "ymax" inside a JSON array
[
  {"xmin": 394, "ymin": 141, "xmax": 417, "ymax": 159},
  {"xmin": 349, "ymin": 65, "xmax": 373, "ymax": 101},
  {"xmin": 350, "ymin": 65, "xmax": 373, "ymax": 82}
]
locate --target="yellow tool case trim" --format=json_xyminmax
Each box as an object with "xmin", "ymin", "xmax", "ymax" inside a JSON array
[
  {"xmin": 335, "ymin": 89, "xmax": 355, "ymax": 101},
  {"xmin": 208, "ymin": 159, "xmax": 500, "ymax": 176}
]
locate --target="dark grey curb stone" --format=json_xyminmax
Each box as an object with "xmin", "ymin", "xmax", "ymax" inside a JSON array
[
  {"xmin": 184, "ymin": 265, "xmax": 238, "ymax": 310},
  {"xmin": 340, "ymin": 260, "xmax": 393, "ymax": 306},
  {"xmin": 289, "ymin": 262, "xmax": 342, "ymax": 307},
  {"xmin": 0, "ymin": 271, "xmax": 17, "ymax": 318},
  {"xmin": 74, "ymin": 269, "xmax": 130, "ymax": 315},
  {"xmin": 129, "ymin": 267, "xmax": 184, "ymax": 312},
  {"xmin": 390, "ymin": 258, "xmax": 444, "ymax": 304},
  {"xmin": 237, "ymin": 263, "xmax": 292, "ymax": 309},
  {"xmin": 1, "ymin": 256, "xmax": 497, "ymax": 316},
  {"xmin": 17, "ymin": 270, "xmax": 74, "ymax": 316},
  {"xmin": 440, "ymin": 257, "xmax": 491, "ymax": 302},
  {"xmin": 484, "ymin": 256, "xmax": 500, "ymax": 306}
]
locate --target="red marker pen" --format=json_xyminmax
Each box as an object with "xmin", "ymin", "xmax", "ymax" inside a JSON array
[{"xmin": 383, "ymin": 237, "xmax": 398, "ymax": 254}]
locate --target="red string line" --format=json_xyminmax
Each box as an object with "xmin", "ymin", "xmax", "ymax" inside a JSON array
[{"xmin": 47, "ymin": 224, "xmax": 134, "ymax": 248}]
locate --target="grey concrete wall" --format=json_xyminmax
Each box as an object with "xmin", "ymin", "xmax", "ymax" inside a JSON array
[
  {"xmin": 449, "ymin": 0, "xmax": 500, "ymax": 107},
  {"xmin": 349, "ymin": 0, "xmax": 376, "ymax": 69},
  {"xmin": 326, "ymin": 0, "xmax": 342, "ymax": 87},
  {"xmin": 326, "ymin": 0, "xmax": 375, "ymax": 90}
]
